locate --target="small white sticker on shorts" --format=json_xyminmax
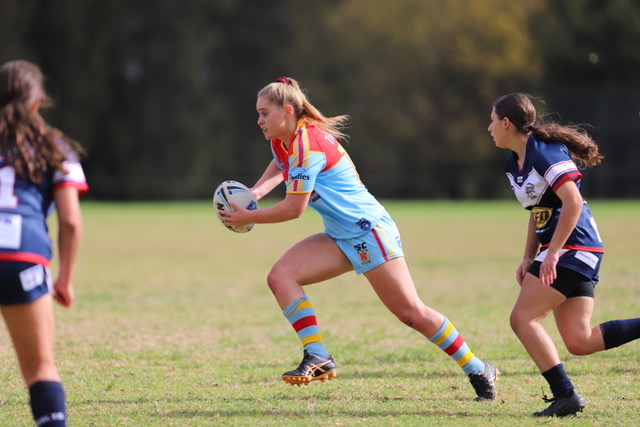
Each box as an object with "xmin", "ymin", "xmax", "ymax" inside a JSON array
[
  {"xmin": 19, "ymin": 265, "xmax": 44, "ymax": 292},
  {"xmin": 574, "ymin": 251, "xmax": 599, "ymax": 269}
]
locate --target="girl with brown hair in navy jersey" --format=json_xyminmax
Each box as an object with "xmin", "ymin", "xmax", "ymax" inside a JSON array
[
  {"xmin": 489, "ymin": 93, "xmax": 640, "ymax": 417},
  {"xmin": 0, "ymin": 60, "xmax": 88, "ymax": 426}
]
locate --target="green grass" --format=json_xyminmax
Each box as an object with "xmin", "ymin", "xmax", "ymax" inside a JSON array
[{"xmin": 1, "ymin": 200, "xmax": 639, "ymax": 426}]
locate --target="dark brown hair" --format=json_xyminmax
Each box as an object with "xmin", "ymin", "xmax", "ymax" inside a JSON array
[
  {"xmin": 0, "ymin": 59, "xmax": 84, "ymax": 184},
  {"xmin": 493, "ymin": 93, "xmax": 603, "ymax": 168}
]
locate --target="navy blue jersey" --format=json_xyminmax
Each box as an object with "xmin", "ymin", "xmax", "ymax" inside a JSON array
[
  {"xmin": 505, "ymin": 135, "xmax": 603, "ymax": 254},
  {"xmin": 0, "ymin": 142, "xmax": 88, "ymax": 265}
]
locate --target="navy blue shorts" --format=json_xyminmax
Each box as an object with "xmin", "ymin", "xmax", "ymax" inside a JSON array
[
  {"xmin": 534, "ymin": 248, "xmax": 602, "ymax": 284},
  {"xmin": 0, "ymin": 262, "xmax": 52, "ymax": 306}
]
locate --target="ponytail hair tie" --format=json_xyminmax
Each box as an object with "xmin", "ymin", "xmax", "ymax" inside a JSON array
[
  {"xmin": 525, "ymin": 124, "xmax": 535, "ymax": 132},
  {"xmin": 276, "ymin": 76, "xmax": 292, "ymax": 84}
]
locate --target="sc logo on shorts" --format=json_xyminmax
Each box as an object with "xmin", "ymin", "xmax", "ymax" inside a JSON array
[{"xmin": 354, "ymin": 242, "xmax": 370, "ymax": 265}]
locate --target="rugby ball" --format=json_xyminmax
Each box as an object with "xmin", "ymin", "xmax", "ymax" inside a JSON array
[{"xmin": 213, "ymin": 180, "xmax": 258, "ymax": 233}]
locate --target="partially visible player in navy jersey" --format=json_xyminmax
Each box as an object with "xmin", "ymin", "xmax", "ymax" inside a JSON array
[
  {"xmin": 219, "ymin": 77, "xmax": 499, "ymax": 402},
  {"xmin": 0, "ymin": 60, "xmax": 88, "ymax": 426},
  {"xmin": 489, "ymin": 93, "xmax": 640, "ymax": 418}
]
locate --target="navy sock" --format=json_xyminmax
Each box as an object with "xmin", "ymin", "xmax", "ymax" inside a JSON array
[
  {"xmin": 600, "ymin": 318, "xmax": 640, "ymax": 350},
  {"xmin": 28, "ymin": 381, "xmax": 66, "ymax": 426},
  {"xmin": 541, "ymin": 363, "xmax": 574, "ymax": 398}
]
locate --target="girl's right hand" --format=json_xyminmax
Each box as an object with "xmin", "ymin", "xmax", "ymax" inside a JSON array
[{"xmin": 53, "ymin": 279, "xmax": 75, "ymax": 307}]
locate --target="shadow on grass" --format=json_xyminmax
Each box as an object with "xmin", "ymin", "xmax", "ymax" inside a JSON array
[
  {"xmin": 153, "ymin": 408, "xmax": 500, "ymax": 420},
  {"xmin": 234, "ymin": 365, "xmax": 535, "ymax": 383},
  {"xmin": 74, "ymin": 396, "xmax": 506, "ymax": 421}
]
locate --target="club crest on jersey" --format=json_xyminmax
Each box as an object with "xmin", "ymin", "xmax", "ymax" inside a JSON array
[
  {"xmin": 525, "ymin": 183, "xmax": 537, "ymax": 200},
  {"xmin": 356, "ymin": 218, "xmax": 371, "ymax": 232}
]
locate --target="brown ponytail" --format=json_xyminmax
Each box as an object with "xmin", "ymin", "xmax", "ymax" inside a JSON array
[{"xmin": 493, "ymin": 93, "xmax": 603, "ymax": 168}]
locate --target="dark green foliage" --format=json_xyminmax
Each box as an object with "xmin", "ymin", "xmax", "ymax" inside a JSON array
[{"xmin": 0, "ymin": 0, "xmax": 637, "ymax": 199}]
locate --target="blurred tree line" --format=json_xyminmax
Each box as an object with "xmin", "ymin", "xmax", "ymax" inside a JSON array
[{"xmin": 1, "ymin": 0, "xmax": 638, "ymax": 200}]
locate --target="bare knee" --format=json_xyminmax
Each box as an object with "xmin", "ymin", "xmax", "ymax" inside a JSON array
[
  {"xmin": 266, "ymin": 263, "xmax": 302, "ymax": 297},
  {"xmin": 386, "ymin": 304, "xmax": 414, "ymax": 327},
  {"xmin": 565, "ymin": 343, "xmax": 590, "ymax": 356},
  {"xmin": 398, "ymin": 312, "xmax": 418, "ymax": 328},
  {"xmin": 563, "ymin": 338, "xmax": 597, "ymax": 356},
  {"xmin": 393, "ymin": 305, "xmax": 438, "ymax": 332},
  {"xmin": 509, "ymin": 310, "xmax": 522, "ymax": 334},
  {"xmin": 266, "ymin": 267, "xmax": 285, "ymax": 294},
  {"xmin": 510, "ymin": 308, "xmax": 534, "ymax": 337}
]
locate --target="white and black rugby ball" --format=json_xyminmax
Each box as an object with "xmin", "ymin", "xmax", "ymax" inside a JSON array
[{"xmin": 213, "ymin": 180, "xmax": 258, "ymax": 233}]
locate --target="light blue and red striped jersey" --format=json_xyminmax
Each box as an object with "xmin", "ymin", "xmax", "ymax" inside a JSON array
[{"xmin": 270, "ymin": 119, "xmax": 385, "ymax": 239}]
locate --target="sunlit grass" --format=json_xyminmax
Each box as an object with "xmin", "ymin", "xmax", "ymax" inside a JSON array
[{"xmin": 0, "ymin": 200, "xmax": 638, "ymax": 425}]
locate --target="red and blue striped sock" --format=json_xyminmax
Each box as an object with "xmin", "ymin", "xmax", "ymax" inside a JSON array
[
  {"xmin": 428, "ymin": 316, "xmax": 485, "ymax": 375},
  {"xmin": 283, "ymin": 295, "xmax": 329, "ymax": 358}
]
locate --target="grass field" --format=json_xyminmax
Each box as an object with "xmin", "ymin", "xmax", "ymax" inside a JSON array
[{"xmin": 0, "ymin": 200, "xmax": 638, "ymax": 426}]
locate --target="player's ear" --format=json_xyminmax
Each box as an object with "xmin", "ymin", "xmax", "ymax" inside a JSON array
[{"xmin": 284, "ymin": 104, "xmax": 295, "ymax": 118}]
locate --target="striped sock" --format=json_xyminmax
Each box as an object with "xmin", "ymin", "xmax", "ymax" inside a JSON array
[
  {"xmin": 283, "ymin": 295, "xmax": 329, "ymax": 358},
  {"xmin": 428, "ymin": 316, "xmax": 485, "ymax": 376}
]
